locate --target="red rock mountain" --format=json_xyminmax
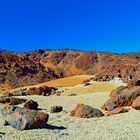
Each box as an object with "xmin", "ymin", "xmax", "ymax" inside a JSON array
[{"xmin": 0, "ymin": 49, "xmax": 140, "ymax": 88}]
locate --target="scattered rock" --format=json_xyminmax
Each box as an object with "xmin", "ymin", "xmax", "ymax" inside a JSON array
[
  {"xmin": 0, "ymin": 97, "xmax": 27, "ymax": 105},
  {"xmin": 132, "ymin": 96, "xmax": 140, "ymax": 109},
  {"xmin": 50, "ymin": 106, "xmax": 63, "ymax": 113},
  {"xmin": 28, "ymin": 86, "xmax": 57, "ymax": 96},
  {"xmin": 105, "ymin": 107, "xmax": 128, "ymax": 116},
  {"xmin": 23, "ymin": 100, "xmax": 38, "ymax": 110},
  {"xmin": 101, "ymin": 99, "xmax": 118, "ymax": 111},
  {"xmin": 70, "ymin": 104, "xmax": 104, "ymax": 118},
  {"xmin": 1, "ymin": 105, "xmax": 49, "ymax": 130}
]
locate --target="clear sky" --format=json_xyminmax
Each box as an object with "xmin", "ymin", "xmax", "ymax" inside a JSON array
[{"xmin": 0, "ymin": 0, "xmax": 140, "ymax": 53}]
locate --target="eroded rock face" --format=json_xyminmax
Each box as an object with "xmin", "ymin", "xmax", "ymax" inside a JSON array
[
  {"xmin": 132, "ymin": 96, "xmax": 140, "ymax": 109},
  {"xmin": 0, "ymin": 97, "xmax": 27, "ymax": 105},
  {"xmin": 105, "ymin": 107, "xmax": 128, "ymax": 116},
  {"xmin": 50, "ymin": 106, "xmax": 63, "ymax": 113},
  {"xmin": 1, "ymin": 105, "xmax": 49, "ymax": 130},
  {"xmin": 70, "ymin": 104, "xmax": 104, "ymax": 118},
  {"xmin": 23, "ymin": 100, "xmax": 38, "ymax": 110}
]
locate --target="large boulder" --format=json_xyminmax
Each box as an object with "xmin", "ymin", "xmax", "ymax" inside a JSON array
[
  {"xmin": 50, "ymin": 106, "xmax": 63, "ymax": 113},
  {"xmin": 110, "ymin": 86, "xmax": 140, "ymax": 106},
  {"xmin": 132, "ymin": 96, "xmax": 140, "ymax": 109},
  {"xmin": 0, "ymin": 97, "xmax": 27, "ymax": 105},
  {"xmin": 70, "ymin": 104, "xmax": 104, "ymax": 118},
  {"xmin": 23, "ymin": 100, "xmax": 38, "ymax": 110},
  {"xmin": 1, "ymin": 105, "xmax": 49, "ymax": 130},
  {"xmin": 105, "ymin": 107, "xmax": 128, "ymax": 116},
  {"xmin": 102, "ymin": 83, "xmax": 140, "ymax": 111}
]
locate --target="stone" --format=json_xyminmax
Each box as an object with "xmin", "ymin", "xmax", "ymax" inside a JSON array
[
  {"xmin": 27, "ymin": 86, "xmax": 57, "ymax": 96},
  {"xmin": 132, "ymin": 96, "xmax": 140, "ymax": 109},
  {"xmin": 70, "ymin": 104, "xmax": 104, "ymax": 118},
  {"xmin": 110, "ymin": 86, "xmax": 140, "ymax": 107},
  {"xmin": 101, "ymin": 99, "xmax": 118, "ymax": 111},
  {"xmin": 1, "ymin": 105, "xmax": 49, "ymax": 130},
  {"xmin": 127, "ymin": 79, "xmax": 140, "ymax": 88},
  {"xmin": 105, "ymin": 107, "xmax": 128, "ymax": 116},
  {"xmin": 0, "ymin": 97, "xmax": 27, "ymax": 105},
  {"xmin": 23, "ymin": 100, "xmax": 38, "ymax": 110},
  {"xmin": 50, "ymin": 106, "xmax": 63, "ymax": 113}
]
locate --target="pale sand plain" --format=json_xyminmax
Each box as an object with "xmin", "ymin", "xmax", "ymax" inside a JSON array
[{"xmin": 0, "ymin": 77, "xmax": 139, "ymax": 140}]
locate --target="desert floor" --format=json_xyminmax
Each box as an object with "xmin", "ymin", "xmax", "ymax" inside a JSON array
[{"xmin": 0, "ymin": 76, "xmax": 140, "ymax": 140}]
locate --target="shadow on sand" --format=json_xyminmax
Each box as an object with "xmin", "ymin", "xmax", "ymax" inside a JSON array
[{"xmin": 46, "ymin": 124, "xmax": 67, "ymax": 130}]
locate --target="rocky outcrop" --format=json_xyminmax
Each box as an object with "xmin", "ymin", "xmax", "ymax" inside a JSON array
[
  {"xmin": 50, "ymin": 106, "xmax": 63, "ymax": 113},
  {"xmin": 0, "ymin": 51, "xmax": 59, "ymax": 88},
  {"xmin": 1, "ymin": 105, "xmax": 49, "ymax": 130},
  {"xmin": 102, "ymin": 79, "xmax": 140, "ymax": 111},
  {"xmin": 70, "ymin": 104, "xmax": 104, "ymax": 118},
  {"xmin": 23, "ymin": 100, "xmax": 38, "ymax": 110},
  {"xmin": 1, "ymin": 49, "xmax": 140, "ymax": 89}
]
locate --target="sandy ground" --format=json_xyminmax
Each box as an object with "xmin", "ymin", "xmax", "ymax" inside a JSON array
[
  {"xmin": 0, "ymin": 91, "xmax": 140, "ymax": 140},
  {"xmin": 0, "ymin": 77, "xmax": 139, "ymax": 140}
]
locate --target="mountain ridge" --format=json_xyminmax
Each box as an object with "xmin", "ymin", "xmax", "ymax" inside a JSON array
[{"xmin": 0, "ymin": 49, "xmax": 140, "ymax": 89}]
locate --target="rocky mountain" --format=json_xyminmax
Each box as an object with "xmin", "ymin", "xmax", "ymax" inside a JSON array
[{"xmin": 0, "ymin": 49, "xmax": 140, "ymax": 88}]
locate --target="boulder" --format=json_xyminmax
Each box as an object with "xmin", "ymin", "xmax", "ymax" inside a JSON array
[
  {"xmin": 132, "ymin": 96, "xmax": 140, "ymax": 109},
  {"xmin": 50, "ymin": 106, "xmax": 63, "ymax": 113},
  {"xmin": 101, "ymin": 99, "xmax": 118, "ymax": 111},
  {"xmin": 105, "ymin": 107, "xmax": 128, "ymax": 116},
  {"xmin": 0, "ymin": 97, "xmax": 27, "ymax": 105},
  {"xmin": 1, "ymin": 105, "xmax": 49, "ymax": 130},
  {"xmin": 110, "ymin": 86, "xmax": 140, "ymax": 106},
  {"xmin": 23, "ymin": 100, "xmax": 38, "ymax": 110},
  {"xmin": 70, "ymin": 104, "xmax": 104, "ymax": 118}
]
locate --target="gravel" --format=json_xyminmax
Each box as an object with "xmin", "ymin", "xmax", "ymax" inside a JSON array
[{"xmin": 0, "ymin": 92, "xmax": 140, "ymax": 140}]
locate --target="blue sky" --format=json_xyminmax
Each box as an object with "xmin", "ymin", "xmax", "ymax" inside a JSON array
[{"xmin": 0, "ymin": 0, "xmax": 140, "ymax": 53}]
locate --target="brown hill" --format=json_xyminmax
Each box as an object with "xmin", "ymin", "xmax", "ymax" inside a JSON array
[{"xmin": 0, "ymin": 49, "xmax": 140, "ymax": 89}]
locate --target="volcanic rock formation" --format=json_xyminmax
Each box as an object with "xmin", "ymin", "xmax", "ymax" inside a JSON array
[{"xmin": 1, "ymin": 49, "xmax": 140, "ymax": 89}]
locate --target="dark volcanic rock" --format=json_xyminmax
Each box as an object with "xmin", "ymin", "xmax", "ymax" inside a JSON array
[
  {"xmin": 1, "ymin": 105, "xmax": 49, "ymax": 130},
  {"xmin": 50, "ymin": 106, "xmax": 63, "ymax": 113},
  {"xmin": 0, "ymin": 97, "xmax": 27, "ymax": 105},
  {"xmin": 70, "ymin": 104, "xmax": 104, "ymax": 118},
  {"xmin": 23, "ymin": 100, "xmax": 38, "ymax": 110}
]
